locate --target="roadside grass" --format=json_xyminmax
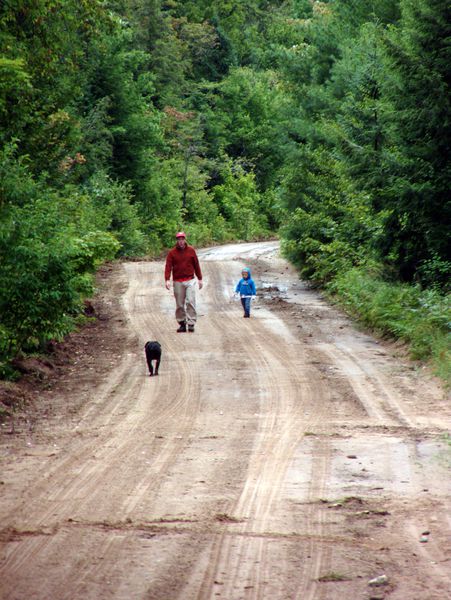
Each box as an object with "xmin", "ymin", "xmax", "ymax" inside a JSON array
[{"xmin": 326, "ymin": 269, "xmax": 451, "ymax": 385}]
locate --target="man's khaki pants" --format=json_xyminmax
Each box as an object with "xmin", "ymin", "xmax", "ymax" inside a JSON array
[{"xmin": 173, "ymin": 279, "xmax": 197, "ymax": 325}]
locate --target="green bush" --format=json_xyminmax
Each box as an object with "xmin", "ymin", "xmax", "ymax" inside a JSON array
[
  {"xmin": 0, "ymin": 155, "xmax": 120, "ymax": 367},
  {"xmin": 281, "ymin": 206, "xmax": 366, "ymax": 284},
  {"xmin": 328, "ymin": 268, "xmax": 451, "ymax": 383},
  {"xmin": 184, "ymin": 186, "xmax": 230, "ymax": 245},
  {"xmin": 213, "ymin": 161, "xmax": 271, "ymax": 240},
  {"xmin": 85, "ymin": 172, "xmax": 147, "ymax": 257}
]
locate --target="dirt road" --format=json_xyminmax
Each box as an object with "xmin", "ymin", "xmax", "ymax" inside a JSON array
[{"xmin": 1, "ymin": 241, "xmax": 450, "ymax": 599}]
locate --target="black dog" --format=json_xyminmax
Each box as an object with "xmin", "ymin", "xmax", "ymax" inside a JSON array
[{"xmin": 144, "ymin": 341, "xmax": 161, "ymax": 376}]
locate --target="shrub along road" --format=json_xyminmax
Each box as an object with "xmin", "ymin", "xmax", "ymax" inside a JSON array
[{"xmin": 0, "ymin": 241, "xmax": 450, "ymax": 599}]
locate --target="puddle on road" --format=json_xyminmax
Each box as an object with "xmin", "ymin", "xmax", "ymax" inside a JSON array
[
  {"xmin": 260, "ymin": 282, "xmax": 291, "ymax": 303},
  {"xmin": 259, "ymin": 278, "xmax": 333, "ymax": 313},
  {"xmin": 198, "ymin": 241, "xmax": 280, "ymax": 262}
]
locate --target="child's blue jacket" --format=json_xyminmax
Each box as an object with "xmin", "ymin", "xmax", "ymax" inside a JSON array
[{"xmin": 235, "ymin": 267, "xmax": 256, "ymax": 296}]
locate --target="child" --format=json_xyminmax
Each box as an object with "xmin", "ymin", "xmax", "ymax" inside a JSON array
[{"xmin": 235, "ymin": 267, "xmax": 256, "ymax": 318}]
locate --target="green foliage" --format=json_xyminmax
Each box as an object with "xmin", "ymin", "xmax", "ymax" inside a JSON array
[
  {"xmin": 376, "ymin": 0, "xmax": 451, "ymax": 284},
  {"xmin": 280, "ymin": 143, "xmax": 382, "ymax": 283},
  {"xmin": 206, "ymin": 66, "xmax": 288, "ymax": 190},
  {"xmin": 1, "ymin": 0, "xmax": 449, "ymax": 381},
  {"xmin": 0, "ymin": 145, "xmax": 121, "ymax": 365},
  {"xmin": 275, "ymin": 0, "xmax": 449, "ymax": 382},
  {"xmin": 137, "ymin": 157, "xmax": 184, "ymax": 252},
  {"xmin": 212, "ymin": 160, "xmax": 270, "ymax": 240},
  {"xmin": 0, "ymin": 0, "xmax": 113, "ymax": 175},
  {"xmin": 0, "ymin": 143, "xmax": 37, "ymax": 207},
  {"xmin": 0, "ymin": 57, "xmax": 32, "ymax": 141},
  {"xmin": 328, "ymin": 269, "xmax": 451, "ymax": 383},
  {"xmin": 85, "ymin": 172, "xmax": 147, "ymax": 256},
  {"xmin": 0, "ymin": 196, "xmax": 119, "ymax": 360},
  {"xmin": 278, "ymin": 0, "xmax": 449, "ymax": 291}
]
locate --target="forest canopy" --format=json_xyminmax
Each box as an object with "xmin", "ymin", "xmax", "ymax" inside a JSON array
[{"xmin": 1, "ymin": 0, "xmax": 450, "ymax": 376}]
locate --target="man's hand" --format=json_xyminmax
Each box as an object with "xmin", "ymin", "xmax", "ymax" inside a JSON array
[
  {"xmin": 198, "ymin": 280, "xmax": 203, "ymax": 290},
  {"xmin": 165, "ymin": 280, "xmax": 171, "ymax": 291}
]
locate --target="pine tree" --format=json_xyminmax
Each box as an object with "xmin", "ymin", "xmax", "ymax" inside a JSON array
[{"xmin": 380, "ymin": 0, "xmax": 451, "ymax": 286}]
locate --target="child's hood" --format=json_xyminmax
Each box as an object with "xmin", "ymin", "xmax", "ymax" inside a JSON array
[{"xmin": 242, "ymin": 267, "xmax": 252, "ymax": 278}]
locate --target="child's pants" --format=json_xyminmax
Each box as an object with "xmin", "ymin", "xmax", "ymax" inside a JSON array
[
  {"xmin": 241, "ymin": 296, "xmax": 251, "ymax": 317},
  {"xmin": 173, "ymin": 279, "xmax": 197, "ymax": 324}
]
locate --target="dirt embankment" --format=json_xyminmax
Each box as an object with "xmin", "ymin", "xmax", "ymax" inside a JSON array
[{"xmin": 1, "ymin": 242, "xmax": 450, "ymax": 600}]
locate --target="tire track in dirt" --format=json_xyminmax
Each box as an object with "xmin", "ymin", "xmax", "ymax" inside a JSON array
[
  {"xmin": 316, "ymin": 342, "xmax": 415, "ymax": 428},
  {"xmin": 0, "ymin": 351, "xmax": 147, "ymax": 595},
  {"xmin": 0, "ymin": 261, "xmax": 204, "ymax": 600},
  {"xmin": 294, "ymin": 437, "xmax": 332, "ymax": 600},
  {"xmin": 47, "ymin": 262, "xmax": 204, "ymax": 600},
  {"xmin": 119, "ymin": 262, "xmax": 203, "ymax": 515},
  {"xmin": 194, "ymin": 261, "xmax": 334, "ymax": 600}
]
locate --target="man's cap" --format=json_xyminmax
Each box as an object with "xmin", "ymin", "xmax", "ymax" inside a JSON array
[{"xmin": 176, "ymin": 231, "xmax": 186, "ymax": 238}]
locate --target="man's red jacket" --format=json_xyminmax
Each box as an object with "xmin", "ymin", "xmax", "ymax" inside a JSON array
[{"xmin": 165, "ymin": 245, "xmax": 203, "ymax": 282}]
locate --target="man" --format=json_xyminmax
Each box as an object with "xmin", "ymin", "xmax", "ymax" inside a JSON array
[{"xmin": 165, "ymin": 232, "xmax": 203, "ymax": 332}]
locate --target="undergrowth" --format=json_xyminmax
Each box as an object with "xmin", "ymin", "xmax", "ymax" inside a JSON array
[{"xmin": 326, "ymin": 268, "xmax": 451, "ymax": 385}]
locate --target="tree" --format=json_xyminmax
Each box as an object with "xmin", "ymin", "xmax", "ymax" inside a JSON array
[{"xmin": 379, "ymin": 0, "xmax": 451, "ymax": 286}]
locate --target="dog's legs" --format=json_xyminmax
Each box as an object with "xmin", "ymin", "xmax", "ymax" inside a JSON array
[
  {"xmin": 155, "ymin": 358, "xmax": 160, "ymax": 376},
  {"xmin": 149, "ymin": 360, "xmax": 154, "ymax": 377}
]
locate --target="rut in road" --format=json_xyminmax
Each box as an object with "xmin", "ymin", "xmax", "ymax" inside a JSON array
[{"xmin": 195, "ymin": 261, "xmax": 332, "ymax": 600}]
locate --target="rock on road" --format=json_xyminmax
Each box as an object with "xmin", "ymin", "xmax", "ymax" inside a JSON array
[{"xmin": 1, "ymin": 241, "xmax": 450, "ymax": 600}]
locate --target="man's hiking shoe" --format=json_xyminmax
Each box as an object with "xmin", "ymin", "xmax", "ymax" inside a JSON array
[
  {"xmin": 188, "ymin": 324, "xmax": 195, "ymax": 332},
  {"xmin": 177, "ymin": 322, "xmax": 187, "ymax": 333}
]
